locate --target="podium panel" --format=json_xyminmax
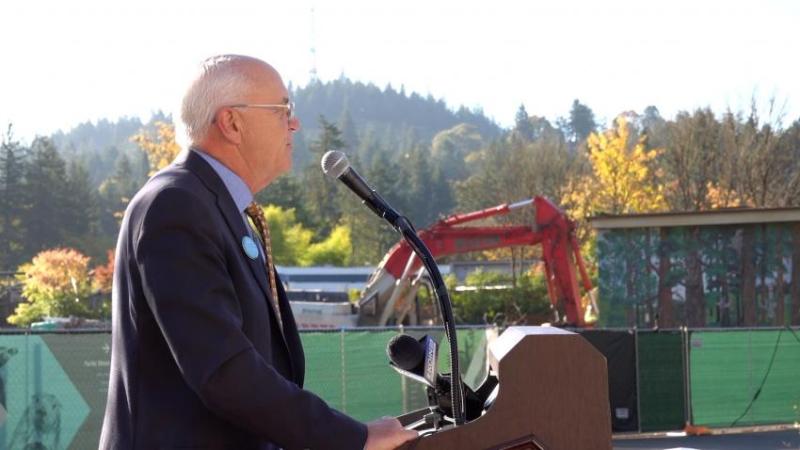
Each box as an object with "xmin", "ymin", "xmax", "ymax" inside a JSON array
[{"xmin": 398, "ymin": 326, "xmax": 611, "ymax": 450}]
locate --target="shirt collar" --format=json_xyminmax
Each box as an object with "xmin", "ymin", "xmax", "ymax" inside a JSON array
[{"xmin": 192, "ymin": 148, "xmax": 253, "ymax": 213}]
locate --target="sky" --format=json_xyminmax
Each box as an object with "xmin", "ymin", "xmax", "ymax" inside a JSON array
[{"xmin": 1, "ymin": 0, "xmax": 798, "ymax": 143}]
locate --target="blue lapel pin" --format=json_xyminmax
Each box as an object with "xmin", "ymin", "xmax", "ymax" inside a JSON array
[{"xmin": 242, "ymin": 236, "xmax": 259, "ymax": 260}]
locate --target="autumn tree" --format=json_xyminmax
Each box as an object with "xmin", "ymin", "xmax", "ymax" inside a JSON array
[
  {"xmin": 9, "ymin": 248, "xmax": 97, "ymax": 326},
  {"xmin": 562, "ymin": 116, "xmax": 666, "ymax": 325},
  {"xmin": 131, "ymin": 121, "xmax": 180, "ymax": 176},
  {"xmin": 563, "ymin": 116, "xmax": 665, "ymax": 219}
]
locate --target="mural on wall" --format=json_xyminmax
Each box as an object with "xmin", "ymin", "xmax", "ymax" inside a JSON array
[{"xmin": 597, "ymin": 223, "xmax": 800, "ymax": 328}]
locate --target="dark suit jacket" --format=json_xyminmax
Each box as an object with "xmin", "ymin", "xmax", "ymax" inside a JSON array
[{"xmin": 99, "ymin": 150, "xmax": 367, "ymax": 450}]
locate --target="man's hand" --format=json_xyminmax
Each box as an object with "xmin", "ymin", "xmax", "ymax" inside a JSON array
[{"xmin": 364, "ymin": 417, "xmax": 418, "ymax": 450}]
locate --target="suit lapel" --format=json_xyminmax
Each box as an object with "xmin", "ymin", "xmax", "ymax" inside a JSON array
[{"xmin": 180, "ymin": 151, "xmax": 292, "ymax": 361}]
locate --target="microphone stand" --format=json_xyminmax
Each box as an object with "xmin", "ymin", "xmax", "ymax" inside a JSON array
[{"xmin": 393, "ymin": 216, "xmax": 466, "ymax": 426}]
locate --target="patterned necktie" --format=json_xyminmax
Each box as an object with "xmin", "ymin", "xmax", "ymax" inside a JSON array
[{"xmin": 245, "ymin": 201, "xmax": 283, "ymax": 331}]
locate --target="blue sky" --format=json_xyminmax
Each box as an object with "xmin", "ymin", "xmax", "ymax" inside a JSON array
[{"xmin": 1, "ymin": 0, "xmax": 798, "ymax": 142}]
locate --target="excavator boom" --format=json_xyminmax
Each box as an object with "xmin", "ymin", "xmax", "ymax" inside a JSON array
[{"xmin": 358, "ymin": 197, "xmax": 593, "ymax": 327}]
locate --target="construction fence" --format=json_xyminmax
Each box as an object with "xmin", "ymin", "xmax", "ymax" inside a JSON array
[{"xmin": 0, "ymin": 326, "xmax": 798, "ymax": 449}]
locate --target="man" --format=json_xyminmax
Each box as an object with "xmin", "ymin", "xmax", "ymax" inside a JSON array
[{"xmin": 100, "ymin": 55, "xmax": 417, "ymax": 450}]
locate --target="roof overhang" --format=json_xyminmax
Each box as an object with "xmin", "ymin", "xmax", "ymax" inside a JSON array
[{"xmin": 589, "ymin": 208, "xmax": 800, "ymax": 229}]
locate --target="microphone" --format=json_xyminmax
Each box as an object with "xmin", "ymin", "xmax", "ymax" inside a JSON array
[
  {"xmin": 386, "ymin": 334, "xmax": 486, "ymax": 422},
  {"xmin": 320, "ymin": 150, "xmax": 403, "ymax": 229},
  {"xmin": 386, "ymin": 334, "xmax": 439, "ymax": 387},
  {"xmin": 323, "ymin": 150, "xmax": 465, "ymax": 425}
]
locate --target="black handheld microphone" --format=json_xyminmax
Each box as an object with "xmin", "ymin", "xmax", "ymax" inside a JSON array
[
  {"xmin": 386, "ymin": 334, "xmax": 439, "ymax": 387},
  {"xmin": 386, "ymin": 334, "xmax": 485, "ymax": 422},
  {"xmin": 320, "ymin": 150, "xmax": 404, "ymax": 230}
]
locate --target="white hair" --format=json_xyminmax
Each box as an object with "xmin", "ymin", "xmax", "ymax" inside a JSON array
[{"xmin": 180, "ymin": 54, "xmax": 263, "ymax": 144}]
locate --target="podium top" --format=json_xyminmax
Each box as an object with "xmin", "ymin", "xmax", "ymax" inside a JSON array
[{"xmin": 489, "ymin": 326, "xmax": 576, "ymax": 363}]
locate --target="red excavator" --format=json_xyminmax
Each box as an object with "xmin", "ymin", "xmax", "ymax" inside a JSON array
[{"xmin": 356, "ymin": 197, "xmax": 596, "ymax": 327}]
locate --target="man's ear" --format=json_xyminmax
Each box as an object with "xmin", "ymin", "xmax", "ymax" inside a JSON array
[{"xmin": 213, "ymin": 108, "xmax": 243, "ymax": 145}]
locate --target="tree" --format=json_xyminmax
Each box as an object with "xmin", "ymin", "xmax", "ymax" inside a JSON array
[
  {"xmin": 24, "ymin": 138, "xmax": 70, "ymax": 255},
  {"xmin": 431, "ymin": 123, "xmax": 484, "ymax": 180},
  {"xmin": 256, "ymin": 174, "xmax": 311, "ymax": 226},
  {"xmin": 303, "ymin": 117, "xmax": 345, "ymax": 235},
  {"xmin": 562, "ymin": 116, "xmax": 666, "ymax": 219},
  {"xmin": 450, "ymin": 269, "xmax": 551, "ymax": 325},
  {"xmin": 92, "ymin": 249, "xmax": 115, "ymax": 295},
  {"xmin": 98, "ymin": 153, "xmax": 140, "ymax": 236},
  {"xmin": 512, "ymin": 104, "xmax": 535, "ymax": 142},
  {"xmin": 340, "ymin": 151, "xmax": 401, "ymax": 265},
  {"xmin": 303, "ymin": 225, "xmax": 352, "ymax": 266},
  {"xmin": 0, "ymin": 126, "xmax": 29, "ymax": 270},
  {"xmin": 400, "ymin": 146, "xmax": 452, "ymax": 227},
  {"xmin": 338, "ymin": 108, "xmax": 358, "ymax": 150},
  {"xmin": 661, "ymin": 108, "xmax": 724, "ymax": 211},
  {"xmin": 567, "ymin": 99, "xmax": 597, "ymax": 143},
  {"xmin": 63, "ymin": 160, "xmax": 99, "ymax": 250},
  {"xmin": 262, "ymin": 205, "xmax": 313, "ymax": 266},
  {"xmin": 131, "ymin": 121, "xmax": 181, "ymax": 176},
  {"xmin": 9, "ymin": 248, "xmax": 96, "ymax": 326},
  {"xmin": 735, "ymin": 101, "xmax": 800, "ymax": 208}
]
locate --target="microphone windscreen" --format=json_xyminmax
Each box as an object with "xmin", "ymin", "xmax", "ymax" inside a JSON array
[
  {"xmin": 320, "ymin": 150, "xmax": 350, "ymax": 178},
  {"xmin": 386, "ymin": 334, "xmax": 424, "ymax": 371}
]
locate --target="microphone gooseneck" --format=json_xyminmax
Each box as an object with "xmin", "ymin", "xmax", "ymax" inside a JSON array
[{"xmin": 321, "ymin": 150, "xmax": 465, "ymax": 425}]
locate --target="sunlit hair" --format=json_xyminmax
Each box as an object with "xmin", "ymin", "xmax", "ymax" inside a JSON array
[{"xmin": 180, "ymin": 55, "xmax": 262, "ymax": 144}]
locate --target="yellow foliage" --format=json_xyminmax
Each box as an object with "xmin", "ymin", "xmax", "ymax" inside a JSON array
[
  {"xmin": 10, "ymin": 248, "xmax": 94, "ymax": 326},
  {"xmin": 563, "ymin": 116, "xmax": 666, "ymax": 219},
  {"xmin": 131, "ymin": 121, "xmax": 181, "ymax": 176},
  {"xmin": 705, "ymin": 182, "xmax": 752, "ymax": 209},
  {"xmin": 262, "ymin": 205, "xmax": 313, "ymax": 265},
  {"xmin": 302, "ymin": 225, "xmax": 352, "ymax": 266}
]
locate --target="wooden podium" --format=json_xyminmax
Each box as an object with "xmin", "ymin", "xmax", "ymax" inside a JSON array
[{"xmin": 396, "ymin": 327, "xmax": 611, "ymax": 450}]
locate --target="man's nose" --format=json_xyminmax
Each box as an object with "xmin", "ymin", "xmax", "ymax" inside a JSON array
[{"xmin": 289, "ymin": 116, "xmax": 301, "ymax": 132}]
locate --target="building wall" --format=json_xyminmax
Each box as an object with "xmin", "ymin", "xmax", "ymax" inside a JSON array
[{"xmin": 597, "ymin": 222, "xmax": 800, "ymax": 328}]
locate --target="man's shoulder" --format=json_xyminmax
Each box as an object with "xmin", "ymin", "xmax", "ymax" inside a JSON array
[{"xmin": 126, "ymin": 162, "xmax": 217, "ymax": 223}]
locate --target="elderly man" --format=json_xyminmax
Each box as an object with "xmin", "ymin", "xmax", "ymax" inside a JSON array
[{"xmin": 100, "ymin": 55, "xmax": 417, "ymax": 450}]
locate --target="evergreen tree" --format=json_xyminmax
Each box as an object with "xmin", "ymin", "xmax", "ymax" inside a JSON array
[
  {"xmin": 24, "ymin": 138, "xmax": 70, "ymax": 255},
  {"xmin": 63, "ymin": 160, "xmax": 101, "ymax": 254},
  {"xmin": 303, "ymin": 117, "xmax": 345, "ymax": 236},
  {"xmin": 338, "ymin": 108, "xmax": 358, "ymax": 150},
  {"xmin": 401, "ymin": 146, "xmax": 439, "ymax": 227},
  {"xmin": 98, "ymin": 153, "xmax": 138, "ymax": 236},
  {"xmin": 342, "ymin": 151, "xmax": 402, "ymax": 264},
  {"xmin": 0, "ymin": 127, "xmax": 29, "ymax": 270},
  {"xmin": 568, "ymin": 99, "xmax": 597, "ymax": 143},
  {"xmin": 513, "ymin": 104, "xmax": 535, "ymax": 142},
  {"xmin": 255, "ymin": 174, "xmax": 311, "ymax": 226}
]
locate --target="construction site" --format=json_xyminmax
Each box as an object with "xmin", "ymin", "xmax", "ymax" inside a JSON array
[{"xmin": 0, "ymin": 198, "xmax": 798, "ymax": 448}]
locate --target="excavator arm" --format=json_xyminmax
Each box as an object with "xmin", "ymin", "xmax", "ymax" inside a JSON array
[{"xmin": 358, "ymin": 197, "xmax": 594, "ymax": 327}]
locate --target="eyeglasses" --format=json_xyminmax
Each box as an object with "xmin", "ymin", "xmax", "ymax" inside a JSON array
[{"xmin": 227, "ymin": 102, "xmax": 295, "ymax": 119}]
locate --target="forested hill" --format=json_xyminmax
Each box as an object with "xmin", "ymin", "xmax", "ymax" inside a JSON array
[
  {"xmin": 291, "ymin": 77, "xmax": 501, "ymax": 157},
  {"xmin": 48, "ymin": 78, "xmax": 502, "ymax": 181}
]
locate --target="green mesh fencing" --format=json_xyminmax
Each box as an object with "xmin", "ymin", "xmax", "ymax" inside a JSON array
[
  {"xmin": 0, "ymin": 327, "xmax": 491, "ymax": 449},
  {"xmin": 689, "ymin": 329, "xmax": 800, "ymax": 427},
  {"xmin": 301, "ymin": 327, "xmax": 491, "ymax": 421},
  {"xmin": 636, "ymin": 330, "xmax": 686, "ymax": 431}
]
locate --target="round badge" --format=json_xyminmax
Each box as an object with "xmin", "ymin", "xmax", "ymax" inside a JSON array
[{"xmin": 242, "ymin": 236, "xmax": 260, "ymax": 260}]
